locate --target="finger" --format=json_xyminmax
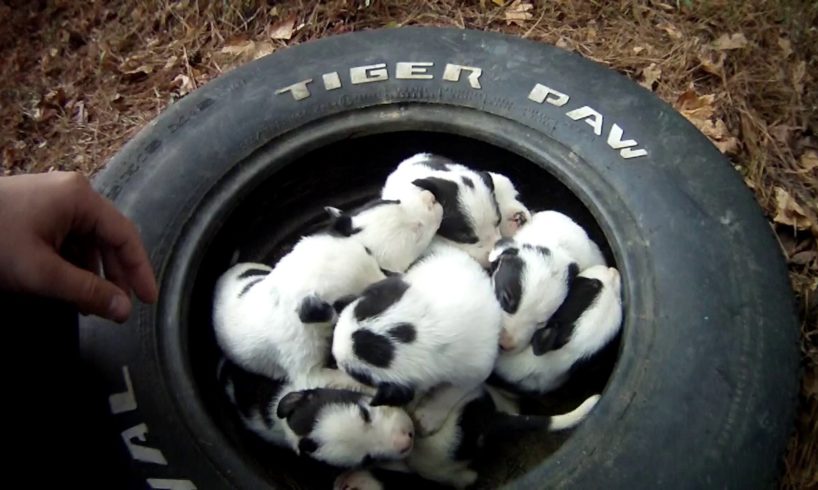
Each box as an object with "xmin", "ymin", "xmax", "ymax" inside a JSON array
[
  {"xmin": 101, "ymin": 246, "xmax": 130, "ymax": 295},
  {"xmin": 33, "ymin": 252, "xmax": 132, "ymax": 323},
  {"xmin": 73, "ymin": 190, "xmax": 158, "ymax": 304}
]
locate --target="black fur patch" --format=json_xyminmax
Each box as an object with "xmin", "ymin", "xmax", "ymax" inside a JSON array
[
  {"xmin": 297, "ymin": 295, "xmax": 335, "ymax": 324},
  {"xmin": 388, "ymin": 323, "xmax": 417, "ymax": 343},
  {"xmin": 299, "ymin": 437, "xmax": 318, "ymax": 454},
  {"xmin": 358, "ymin": 404, "xmax": 371, "ymax": 424},
  {"xmin": 461, "ymin": 176, "xmax": 475, "ymax": 188},
  {"xmin": 364, "ymin": 246, "xmax": 373, "ymax": 255},
  {"xmin": 453, "ymin": 393, "xmax": 496, "ymax": 461},
  {"xmin": 370, "ymin": 382, "xmax": 415, "ymax": 407},
  {"xmin": 567, "ymin": 262, "xmax": 580, "ymax": 285},
  {"xmin": 478, "ymin": 171, "xmax": 502, "ymax": 227},
  {"xmin": 332, "ymin": 294, "xmax": 358, "ymax": 314},
  {"xmin": 353, "ymin": 276, "xmax": 410, "ymax": 321},
  {"xmin": 219, "ymin": 359, "xmax": 285, "ymax": 426},
  {"xmin": 532, "ymin": 277, "xmax": 603, "ymax": 355},
  {"xmin": 523, "ymin": 243, "xmax": 551, "ymax": 257},
  {"xmin": 492, "ymin": 249, "xmax": 524, "ymax": 314},
  {"xmin": 278, "ymin": 389, "xmax": 366, "ymax": 436},
  {"xmin": 412, "ymin": 177, "xmax": 479, "ymax": 244},
  {"xmin": 414, "ymin": 154, "xmax": 452, "ymax": 171},
  {"xmin": 352, "ymin": 329, "xmax": 395, "ymax": 368},
  {"xmin": 327, "ymin": 213, "xmax": 362, "ymax": 237},
  {"xmin": 238, "ymin": 278, "xmax": 264, "ymax": 298},
  {"xmin": 237, "ymin": 268, "xmax": 270, "ymax": 279}
]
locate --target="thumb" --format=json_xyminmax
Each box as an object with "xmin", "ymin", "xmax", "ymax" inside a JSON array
[{"xmin": 38, "ymin": 253, "xmax": 133, "ymax": 322}]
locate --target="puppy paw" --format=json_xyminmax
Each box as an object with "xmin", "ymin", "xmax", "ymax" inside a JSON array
[{"xmin": 333, "ymin": 469, "xmax": 383, "ymax": 490}]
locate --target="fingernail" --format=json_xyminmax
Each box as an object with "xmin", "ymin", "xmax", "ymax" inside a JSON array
[{"xmin": 108, "ymin": 294, "xmax": 131, "ymax": 322}]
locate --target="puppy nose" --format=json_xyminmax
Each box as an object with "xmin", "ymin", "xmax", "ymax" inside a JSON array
[
  {"xmin": 395, "ymin": 431, "xmax": 414, "ymax": 453},
  {"xmin": 419, "ymin": 190, "xmax": 436, "ymax": 208},
  {"xmin": 499, "ymin": 329, "xmax": 516, "ymax": 351}
]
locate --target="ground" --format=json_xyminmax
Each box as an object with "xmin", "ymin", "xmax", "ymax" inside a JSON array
[{"xmin": 0, "ymin": 1, "xmax": 815, "ymax": 487}]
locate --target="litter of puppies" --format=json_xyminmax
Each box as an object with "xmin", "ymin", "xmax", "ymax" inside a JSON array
[{"xmin": 212, "ymin": 152, "xmax": 624, "ymax": 488}]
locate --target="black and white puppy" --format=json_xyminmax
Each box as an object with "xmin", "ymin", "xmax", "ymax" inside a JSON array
[
  {"xmin": 493, "ymin": 265, "xmax": 623, "ymax": 394},
  {"xmin": 332, "ymin": 244, "xmax": 503, "ymax": 436},
  {"xmin": 334, "ymin": 387, "xmax": 600, "ymax": 489},
  {"xmin": 381, "ymin": 153, "xmax": 503, "ymax": 267},
  {"xmin": 219, "ymin": 359, "xmax": 415, "ymax": 468},
  {"xmin": 490, "ymin": 242, "xmax": 578, "ymax": 354},
  {"xmin": 213, "ymin": 233, "xmax": 386, "ymax": 387},
  {"xmin": 510, "ymin": 210, "xmax": 606, "ymax": 271},
  {"xmin": 325, "ymin": 186, "xmax": 443, "ymax": 274}
]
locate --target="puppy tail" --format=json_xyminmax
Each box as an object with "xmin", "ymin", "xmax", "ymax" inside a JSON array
[{"xmin": 547, "ymin": 394, "xmax": 600, "ymax": 431}]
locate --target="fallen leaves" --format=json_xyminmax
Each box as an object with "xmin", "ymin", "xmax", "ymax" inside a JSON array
[
  {"xmin": 504, "ymin": 0, "xmax": 533, "ymax": 25},
  {"xmin": 639, "ymin": 63, "xmax": 662, "ymax": 90},
  {"xmin": 269, "ymin": 16, "xmax": 296, "ymax": 40},
  {"xmin": 217, "ymin": 38, "xmax": 276, "ymax": 69},
  {"xmin": 774, "ymin": 187, "xmax": 814, "ymax": 233},
  {"xmin": 712, "ymin": 32, "xmax": 748, "ymax": 50},
  {"xmin": 675, "ymin": 89, "xmax": 739, "ymax": 155},
  {"xmin": 800, "ymin": 150, "xmax": 818, "ymax": 174}
]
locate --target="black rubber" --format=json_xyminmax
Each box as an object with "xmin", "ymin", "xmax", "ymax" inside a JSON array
[{"xmin": 80, "ymin": 27, "xmax": 799, "ymax": 489}]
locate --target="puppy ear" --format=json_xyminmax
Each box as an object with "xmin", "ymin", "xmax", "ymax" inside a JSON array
[
  {"xmin": 325, "ymin": 206, "xmax": 360, "ymax": 236},
  {"xmin": 568, "ymin": 262, "xmax": 580, "ymax": 284},
  {"xmin": 369, "ymin": 383, "xmax": 415, "ymax": 407},
  {"xmin": 532, "ymin": 326, "xmax": 559, "ymax": 355},
  {"xmin": 277, "ymin": 391, "xmax": 307, "ymax": 419},
  {"xmin": 298, "ymin": 294, "xmax": 336, "ymax": 324},
  {"xmin": 298, "ymin": 437, "xmax": 318, "ymax": 455},
  {"xmin": 332, "ymin": 294, "xmax": 358, "ymax": 313}
]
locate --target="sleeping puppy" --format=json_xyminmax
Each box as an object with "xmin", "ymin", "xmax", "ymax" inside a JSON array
[
  {"xmin": 488, "ymin": 172, "xmax": 531, "ymax": 238},
  {"xmin": 219, "ymin": 359, "xmax": 415, "ymax": 468},
  {"xmin": 324, "ymin": 185, "xmax": 443, "ymax": 274},
  {"xmin": 332, "ymin": 244, "xmax": 503, "ymax": 436},
  {"xmin": 213, "ymin": 233, "xmax": 386, "ymax": 388},
  {"xmin": 508, "ymin": 210, "xmax": 606, "ymax": 270},
  {"xmin": 490, "ymin": 243, "xmax": 579, "ymax": 354},
  {"xmin": 334, "ymin": 387, "xmax": 600, "ymax": 489},
  {"xmin": 381, "ymin": 153, "xmax": 503, "ymax": 267},
  {"xmin": 493, "ymin": 265, "xmax": 623, "ymax": 394}
]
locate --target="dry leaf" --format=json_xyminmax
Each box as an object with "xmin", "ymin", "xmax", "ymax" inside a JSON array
[
  {"xmin": 777, "ymin": 37, "xmax": 792, "ymax": 58},
  {"xmin": 269, "ymin": 17, "xmax": 296, "ymax": 40},
  {"xmin": 769, "ymin": 125, "xmax": 792, "ymax": 145},
  {"xmin": 632, "ymin": 46, "xmax": 646, "ymax": 54},
  {"xmin": 556, "ymin": 37, "xmax": 571, "ymax": 49},
  {"xmin": 698, "ymin": 51, "xmax": 725, "ymax": 76},
  {"xmin": 799, "ymin": 150, "xmax": 818, "ymax": 173},
  {"xmin": 658, "ymin": 22, "xmax": 682, "ymax": 40},
  {"xmin": 790, "ymin": 250, "xmax": 817, "ymax": 266},
  {"xmin": 712, "ymin": 32, "xmax": 748, "ymax": 50},
  {"xmin": 121, "ymin": 64, "xmax": 153, "ymax": 83},
  {"xmin": 171, "ymin": 74, "xmax": 195, "ymax": 97},
  {"xmin": 639, "ymin": 63, "xmax": 662, "ymax": 90},
  {"xmin": 675, "ymin": 90, "xmax": 738, "ymax": 155},
  {"xmin": 505, "ymin": 0, "xmax": 533, "ymax": 24},
  {"xmin": 492, "ymin": 0, "xmax": 505, "ymax": 6},
  {"xmin": 793, "ymin": 61, "xmax": 806, "ymax": 94},
  {"xmin": 773, "ymin": 187, "xmax": 812, "ymax": 230},
  {"xmin": 220, "ymin": 40, "xmax": 275, "ymax": 62}
]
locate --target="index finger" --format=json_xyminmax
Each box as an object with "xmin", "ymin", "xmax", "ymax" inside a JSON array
[{"xmin": 75, "ymin": 188, "xmax": 159, "ymax": 304}]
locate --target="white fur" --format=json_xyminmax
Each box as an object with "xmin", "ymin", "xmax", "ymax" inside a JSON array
[
  {"xmin": 382, "ymin": 153, "xmax": 502, "ymax": 267},
  {"xmin": 361, "ymin": 388, "xmax": 600, "ymax": 489},
  {"xmin": 220, "ymin": 361, "xmax": 414, "ymax": 468},
  {"xmin": 213, "ymin": 234, "xmax": 386, "ymax": 387},
  {"xmin": 494, "ymin": 266, "xmax": 623, "ymax": 393},
  {"xmin": 489, "ymin": 172, "xmax": 531, "ymax": 238},
  {"xmin": 333, "ymin": 244, "xmax": 503, "ymax": 434},
  {"xmin": 328, "ymin": 188, "xmax": 443, "ymax": 273},
  {"xmin": 491, "ymin": 243, "xmax": 576, "ymax": 354},
  {"xmin": 512, "ymin": 210, "xmax": 606, "ymax": 270}
]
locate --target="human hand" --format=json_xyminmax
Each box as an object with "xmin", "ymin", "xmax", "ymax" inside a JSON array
[{"xmin": 0, "ymin": 172, "xmax": 158, "ymax": 322}]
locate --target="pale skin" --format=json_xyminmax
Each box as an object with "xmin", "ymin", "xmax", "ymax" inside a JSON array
[{"xmin": 0, "ymin": 172, "xmax": 158, "ymax": 322}]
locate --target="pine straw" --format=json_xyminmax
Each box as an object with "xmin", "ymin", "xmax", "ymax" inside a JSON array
[{"xmin": 0, "ymin": 1, "xmax": 815, "ymax": 487}]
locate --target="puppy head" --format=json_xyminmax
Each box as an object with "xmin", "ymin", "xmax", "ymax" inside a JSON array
[
  {"xmin": 532, "ymin": 265, "xmax": 622, "ymax": 355},
  {"xmin": 277, "ymin": 388, "xmax": 414, "ymax": 467},
  {"xmin": 490, "ymin": 242, "xmax": 577, "ymax": 353}
]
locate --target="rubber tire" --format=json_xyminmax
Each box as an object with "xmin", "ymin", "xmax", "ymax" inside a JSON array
[{"xmin": 80, "ymin": 27, "xmax": 799, "ymax": 489}]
